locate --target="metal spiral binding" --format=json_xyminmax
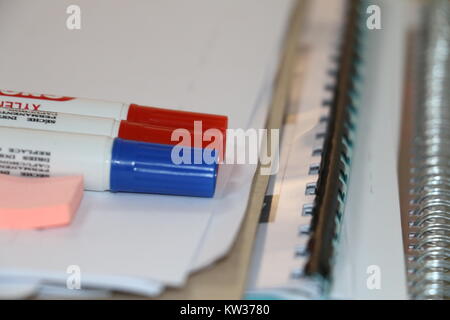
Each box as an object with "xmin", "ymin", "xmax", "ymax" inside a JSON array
[
  {"xmin": 408, "ymin": 0, "xmax": 450, "ymax": 300},
  {"xmin": 298, "ymin": 0, "xmax": 365, "ymax": 295}
]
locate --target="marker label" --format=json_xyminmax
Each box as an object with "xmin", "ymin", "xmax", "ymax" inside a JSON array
[
  {"xmin": 0, "ymin": 90, "xmax": 129, "ymax": 120},
  {"xmin": 0, "ymin": 127, "xmax": 112, "ymax": 190},
  {"xmin": 0, "ymin": 108, "xmax": 120, "ymax": 137}
]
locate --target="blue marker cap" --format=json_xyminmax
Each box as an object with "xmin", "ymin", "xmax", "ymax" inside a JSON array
[{"xmin": 110, "ymin": 139, "xmax": 218, "ymax": 197}]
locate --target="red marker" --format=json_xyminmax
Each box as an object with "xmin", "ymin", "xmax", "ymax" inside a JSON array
[
  {"xmin": 0, "ymin": 89, "xmax": 227, "ymax": 151},
  {"xmin": 0, "ymin": 107, "xmax": 223, "ymax": 157}
]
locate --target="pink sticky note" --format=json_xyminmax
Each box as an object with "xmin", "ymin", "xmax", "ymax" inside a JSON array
[{"xmin": 0, "ymin": 174, "xmax": 83, "ymax": 230}]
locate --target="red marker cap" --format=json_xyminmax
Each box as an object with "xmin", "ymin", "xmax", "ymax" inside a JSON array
[
  {"xmin": 118, "ymin": 121, "xmax": 225, "ymax": 160},
  {"xmin": 126, "ymin": 104, "xmax": 227, "ymax": 158},
  {"xmin": 127, "ymin": 103, "xmax": 227, "ymax": 135}
]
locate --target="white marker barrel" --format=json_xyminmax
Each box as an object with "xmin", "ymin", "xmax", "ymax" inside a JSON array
[
  {"xmin": 0, "ymin": 90, "xmax": 129, "ymax": 120},
  {"xmin": 0, "ymin": 108, "xmax": 121, "ymax": 137},
  {"xmin": 0, "ymin": 127, "xmax": 112, "ymax": 190}
]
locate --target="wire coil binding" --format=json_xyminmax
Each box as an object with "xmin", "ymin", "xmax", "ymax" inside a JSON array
[{"xmin": 408, "ymin": 0, "xmax": 450, "ymax": 300}]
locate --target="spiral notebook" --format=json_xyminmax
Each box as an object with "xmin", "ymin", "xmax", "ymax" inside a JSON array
[
  {"xmin": 405, "ymin": 0, "xmax": 450, "ymax": 300},
  {"xmin": 247, "ymin": 0, "xmax": 362, "ymax": 298},
  {"xmin": 247, "ymin": 0, "xmax": 408, "ymax": 299}
]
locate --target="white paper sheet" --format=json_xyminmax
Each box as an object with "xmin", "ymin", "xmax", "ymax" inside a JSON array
[{"xmin": 0, "ymin": 0, "xmax": 293, "ymax": 297}]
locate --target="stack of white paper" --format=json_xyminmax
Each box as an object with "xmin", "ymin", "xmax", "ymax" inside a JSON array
[{"xmin": 0, "ymin": 0, "xmax": 294, "ymax": 297}]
